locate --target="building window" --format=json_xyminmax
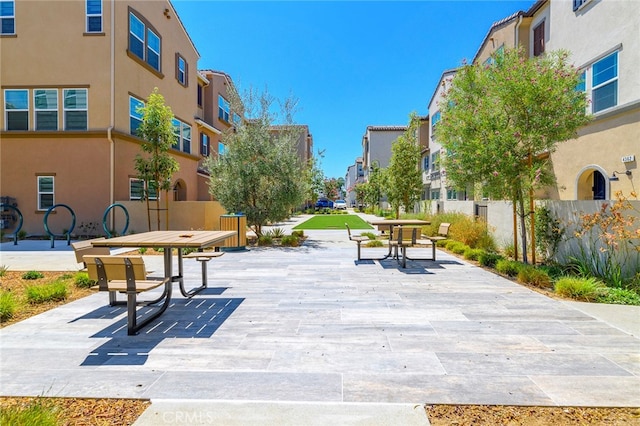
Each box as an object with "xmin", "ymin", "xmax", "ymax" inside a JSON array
[
  {"xmin": 430, "ymin": 190, "xmax": 440, "ymax": 200},
  {"xmin": 423, "ymin": 156, "xmax": 429, "ymax": 171},
  {"xmin": 533, "ymin": 21, "xmax": 545, "ymax": 57},
  {"xmin": 182, "ymin": 122, "xmax": 191, "ymax": 153},
  {"xmin": 431, "ymin": 111, "xmax": 441, "ymax": 132},
  {"xmin": 34, "ymin": 89, "xmax": 58, "ymax": 131},
  {"xmin": 129, "ymin": 96, "xmax": 144, "ymax": 135},
  {"xmin": 200, "ymin": 133, "xmax": 209, "ymax": 156},
  {"xmin": 4, "ymin": 89, "xmax": 28, "ymax": 130},
  {"xmin": 446, "ymin": 188, "xmax": 457, "ymax": 200},
  {"xmin": 232, "ymin": 112, "xmax": 241, "ymax": 125},
  {"xmin": 0, "ymin": 0, "xmax": 15, "ymax": 35},
  {"xmin": 197, "ymin": 84, "xmax": 203, "ymax": 107},
  {"xmin": 86, "ymin": 0, "xmax": 102, "ymax": 33},
  {"xmin": 218, "ymin": 96, "xmax": 230, "ymax": 122},
  {"xmin": 37, "ymin": 176, "xmax": 54, "ymax": 211},
  {"xmin": 176, "ymin": 54, "xmax": 187, "ymax": 86},
  {"xmin": 573, "ymin": 0, "xmax": 592, "ymax": 11},
  {"xmin": 171, "ymin": 118, "xmax": 191, "ymax": 153},
  {"xmin": 130, "ymin": 178, "xmax": 157, "ymax": 201},
  {"xmin": 592, "ymin": 51, "xmax": 617, "ymax": 113},
  {"xmin": 218, "ymin": 142, "xmax": 225, "ymax": 156},
  {"xmin": 128, "ymin": 10, "xmax": 161, "ymax": 72},
  {"xmin": 63, "ymin": 89, "xmax": 87, "ymax": 130}
]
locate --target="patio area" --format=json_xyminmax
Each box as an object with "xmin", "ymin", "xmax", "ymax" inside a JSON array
[{"xmin": 1, "ymin": 216, "xmax": 639, "ymax": 422}]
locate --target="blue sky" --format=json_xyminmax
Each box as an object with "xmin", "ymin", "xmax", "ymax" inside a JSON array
[{"xmin": 172, "ymin": 0, "xmax": 534, "ymax": 179}]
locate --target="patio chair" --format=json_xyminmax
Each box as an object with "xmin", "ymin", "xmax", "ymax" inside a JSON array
[
  {"xmin": 345, "ymin": 223, "xmax": 369, "ymax": 261},
  {"xmin": 420, "ymin": 222, "xmax": 450, "ymax": 261},
  {"xmin": 389, "ymin": 226, "xmax": 417, "ymax": 268}
]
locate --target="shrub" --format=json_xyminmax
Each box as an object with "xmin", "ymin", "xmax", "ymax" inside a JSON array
[
  {"xmin": 0, "ymin": 265, "xmax": 7, "ymax": 277},
  {"xmin": 25, "ymin": 281, "xmax": 68, "ymax": 304},
  {"xmin": 257, "ymin": 235, "xmax": 273, "ymax": 246},
  {"xmin": 138, "ymin": 247, "xmax": 148, "ymax": 255},
  {"xmin": 445, "ymin": 240, "xmax": 465, "ymax": 252},
  {"xmin": 502, "ymin": 244, "xmax": 516, "ymax": 260},
  {"xmin": 291, "ymin": 230, "xmax": 304, "ymax": 238},
  {"xmin": 270, "ymin": 227, "xmax": 286, "ymax": 238},
  {"xmin": 17, "ymin": 229, "xmax": 27, "ymax": 240},
  {"xmin": 360, "ymin": 232, "xmax": 377, "ymax": 240},
  {"xmin": 495, "ymin": 259, "xmax": 522, "ymax": 277},
  {"xmin": 449, "ymin": 216, "xmax": 496, "ymax": 250},
  {"xmin": 22, "ymin": 271, "xmax": 44, "ymax": 280},
  {"xmin": 517, "ymin": 266, "xmax": 552, "ymax": 288},
  {"xmin": 478, "ymin": 252, "xmax": 504, "ymax": 268},
  {"xmin": 0, "ymin": 291, "xmax": 17, "ymax": 322},
  {"xmin": 74, "ymin": 272, "xmax": 96, "ymax": 289},
  {"xmin": 0, "ymin": 396, "xmax": 60, "ymax": 425},
  {"xmin": 597, "ymin": 288, "xmax": 640, "ymax": 305},
  {"xmin": 280, "ymin": 235, "xmax": 299, "ymax": 247},
  {"xmin": 537, "ymin": 263, "xmax": 566, "ymax": 280},
  {"xmin": 451, "ymin": 243, "xmax": 470, "ymax": 255},
  {"xmin": 463, "ymin": 248, "xmax": 485, "ymax": 261},
  {"xmin": 554, "ymin": 276, "xmax": 606, "ymax": 302},
  {"xmin": 366, "ymin": 240, "xmax": 383, "ymax": 248}
]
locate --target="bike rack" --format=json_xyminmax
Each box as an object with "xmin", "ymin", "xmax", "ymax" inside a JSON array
[
  {"xmin": 102, "ymin": 203, "xmax": 130, "ymax": 238},
  {"xmin": 44, "ymin": 203, "xmax": 76, "ymax": 248},
  {"xmin": 0, "ymin": 203, "xmax": 24, "ymax": 245}
]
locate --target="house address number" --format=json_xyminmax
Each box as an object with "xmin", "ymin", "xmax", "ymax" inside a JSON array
[{"xmin": 621, "ymin": 155, "xmax": 635, "ymax": 163}]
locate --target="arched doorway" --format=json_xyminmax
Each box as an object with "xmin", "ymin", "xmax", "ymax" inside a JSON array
[
  {"xmin": 576, "ymin": 168, "xmax": 607, "ymax": 200},
  {"xmin": 173, "ymin": 180, "xmax": 186, "ymax": 201}
]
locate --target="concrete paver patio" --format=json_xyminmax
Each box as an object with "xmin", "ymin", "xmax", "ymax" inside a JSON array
[{"xmin": 1, "ymin": 215, "xmax": 639, "ymax": 424}]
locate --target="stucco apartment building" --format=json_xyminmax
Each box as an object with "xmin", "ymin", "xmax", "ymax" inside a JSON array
[
  {"xmin": 426, "ymin": 0, "xmax": 638, "ymax": 203},
  {"xmin": 1, "ymin": 0, "xmax": 204, "ymax": 235}
]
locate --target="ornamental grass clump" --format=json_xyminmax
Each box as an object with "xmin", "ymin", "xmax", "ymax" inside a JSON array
[
  {"xmin": 478, "ymin": 252, "xmax": 504, "ymax": 268},
  {"xmin": 554, "ymin": 276, "xmax": 606, "ymax": 302},
  {"xmin": 25, "ymin": 281, "xmax": 68, "ymax": 304},
  {"xmin": 517, "ymin": 266, "xmax": 552, "ymax": 288},
  {"xmin": 495, "ymin": 259, "xmax": 522, "ymax": 277},
  {"xmin": 0, "ymin": 291, "xmax": 17, "ymax": 322},
  {"xmin": 257, "ymin": 235, "xmax": 273, "ymax": 246},
  {"xmin": 463, "ymin": 248, "xmax": 485, "ymax": 261},
  {"xmin": 280, "ymin": 235, "xmax": 299, "ymax": 247},
  {"xmin": 74, "ymin": 272, "xmax": 96, "ymax": 289},
  {"xmin": 366, "ymin": 240, "xmax": 383, "ymax": 248}
]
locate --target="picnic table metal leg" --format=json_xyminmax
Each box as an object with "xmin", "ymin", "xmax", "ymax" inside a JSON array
[{"xmin": 178, "ymin": 249, "xmax": 210, "ymax": 298}]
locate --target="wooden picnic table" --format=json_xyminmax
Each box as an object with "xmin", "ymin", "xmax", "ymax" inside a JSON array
[
  {"xmin": 92, "ymin": 230, "xmax": 236, "ymax": 297},
  {"xmin": 367, "ymin": 219, "xmax": 430, "ymax": 262}
]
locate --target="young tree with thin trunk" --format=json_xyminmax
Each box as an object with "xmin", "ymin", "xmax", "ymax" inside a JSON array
[
  {"xmin": 134, "ymin": 88, "xmax": 179, "ymax": 231},
  {"xmin": 386, "ymin": 113, "xmax": 423, "ymax": 218},
  {"xmin": 437, "ymin": 48, "xmax": 590, "ymax": 263}
]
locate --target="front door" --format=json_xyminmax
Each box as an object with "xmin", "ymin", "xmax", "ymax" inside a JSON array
[{"xmin": 593, "ymin": 170, "xmax": 605, "ymax": 200}]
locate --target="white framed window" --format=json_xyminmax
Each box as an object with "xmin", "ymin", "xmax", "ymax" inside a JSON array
[
  {"xmin": 128, "ymin": 11, "xmax": 161, "ymax": 72},
  {"xmin": 171, "ymin": 118, "xmax": 191, "ymax": 153},
  {"xmin": 200, "ymin": 133, "xmax": 209, "ymax": 156},
  {"xmin": 63, "ymin": 89, "xmax": 87, "ymax": 130},
  {"xmin": 129, "ymin": 178, "xmax": 158, "ymax": 200},
  {"xmin": 176, "ymin": 54, "xmax": 187, "ymax": 86},
  {"xmin": 578, "ymin": 51, "xmax": 618, "ymax": 114},
  {"xmin": 4, "ymin": 89, "xmax": 28, "ymax": 130},
  {"xmin": 34, "ymin": 89, "xmax": 58, "ymax": 131},
  {"xmin": 129, "ymin": 96, "xmax": 144, "ymax": 135},
  {"xmin": 86, "ymin": 0, "xmax": 102, "ymax": 33},
  {"xmin": 218, "ymin": 96, "xmax": 230, "ymax": 122},
  {"xmin": 592, "ymin": 51, "xmax": 617, "ymax": 113},
  {"xmin": 0, "ymin": 0, "xmax": 15, "ymax": 35},
  {"xmin": 37, "ymin": 176, "xmax": 55, "ymax": 211}
]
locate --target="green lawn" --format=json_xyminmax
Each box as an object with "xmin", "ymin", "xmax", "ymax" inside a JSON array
[{"xmin": 293, "ymin": 214, "xmax": 373, "ymax": 230}]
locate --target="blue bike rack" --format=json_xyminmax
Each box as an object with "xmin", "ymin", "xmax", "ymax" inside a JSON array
[
  {"xmin": 44, "ymin": 204, "xmax": 76, "ymax": 248},
  {"xmin": 0, "ymin": 203, "xmax": 24, "ymax": 245},
  {"xmin": 102, "ymin": 203, "xmax": 130, "ymax": 238}
]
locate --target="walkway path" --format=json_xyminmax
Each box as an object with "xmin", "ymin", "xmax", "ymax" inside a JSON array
[{"xmin": 1, "ymin": 212, "xmax": 638, "ymax": 424}]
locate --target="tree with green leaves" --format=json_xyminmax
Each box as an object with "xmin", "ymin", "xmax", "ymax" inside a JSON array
[
  {"xmin": 134, "ymin": 88, "xmax": 180, "ymax": 231},
  {"xmin": 304, "ymin": 150, "xmax": 326, "ymax": 208},
  {"xmin": 362, "ymin": 161, "xmax": 386, "ymax": 211},
  {"xmin": 205, "ymin": 88, "xmax": 306, "ymax": 237},
  {"xmin": 437, "ymin": 48, "xmax": 590, "ymax": 263},
  {"xmin": 386, "ymin": 113, "xmax": 423, "ymax": 218}
]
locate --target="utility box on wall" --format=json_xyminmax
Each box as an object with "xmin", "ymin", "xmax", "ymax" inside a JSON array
[{"xmin": 220, "ymin": 214, "xmax": 247, "ymax": 251}]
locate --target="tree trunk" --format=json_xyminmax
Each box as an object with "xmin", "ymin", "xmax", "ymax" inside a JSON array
[{"xmin": 518, "ymin": 192, "xmax": 529, "ymax": 264}]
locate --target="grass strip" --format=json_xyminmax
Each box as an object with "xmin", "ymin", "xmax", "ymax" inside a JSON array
[{"xmin": 293, "ymin": 214, "xmax": 373, "ymax": 230}]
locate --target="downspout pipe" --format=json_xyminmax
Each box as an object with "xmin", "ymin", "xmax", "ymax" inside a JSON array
[
  {"xmin": 108, "ymin": 0, "xmax": 115, "ymax": 231},
  {"xmin": 514, "ymin": 14, "xmax": 523, "ymax": 48}
]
